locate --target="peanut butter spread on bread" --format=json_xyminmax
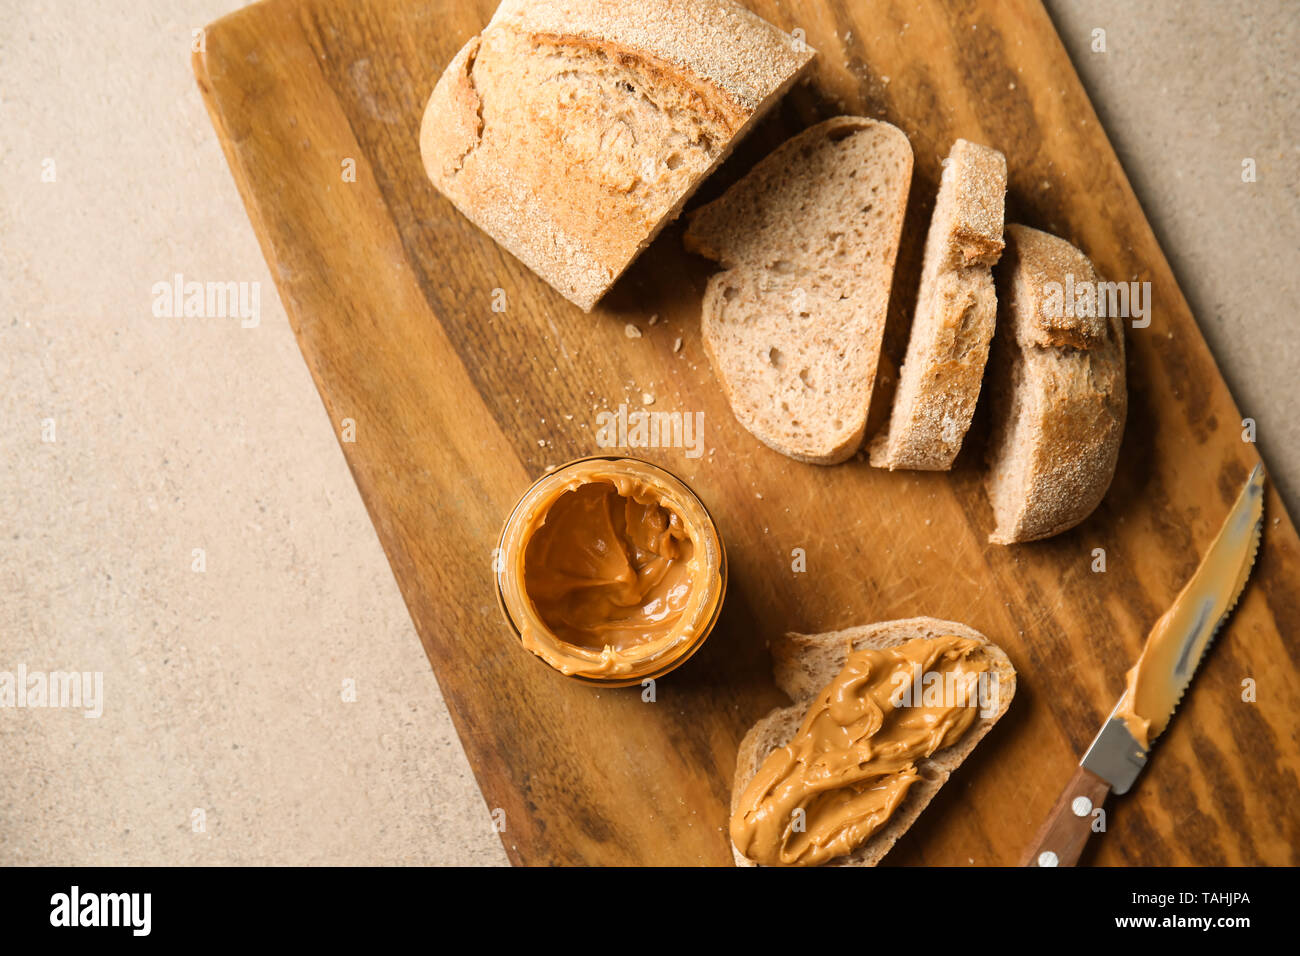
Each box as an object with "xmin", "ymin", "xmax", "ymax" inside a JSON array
[{"xmin": 731, "ymin": 636, "xmax": 988, "ymax": 866}]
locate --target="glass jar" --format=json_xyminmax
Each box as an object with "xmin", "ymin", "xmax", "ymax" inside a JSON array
[{"xmin": 496, "ymin": 457, "xmax": 727, "ymax": 686}]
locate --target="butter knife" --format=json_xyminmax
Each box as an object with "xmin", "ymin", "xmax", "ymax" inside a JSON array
[{"xmin": 1021, "ymin": 463, "xmax": 1266, "ymax": 867}]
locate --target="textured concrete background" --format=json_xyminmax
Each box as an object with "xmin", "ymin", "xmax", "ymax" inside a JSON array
[{"xmin": 0, "ymin": 1, "xmax": 1295, "ymax": 865}]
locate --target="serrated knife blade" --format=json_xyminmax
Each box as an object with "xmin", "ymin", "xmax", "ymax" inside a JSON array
[
  {"xmin": 1024, "ymin": 463, "xmax": 1266, "ymax": 866},
  {"xmin": 1086, "ymin": 462, "xmax": 1265, "ymax": 793}
]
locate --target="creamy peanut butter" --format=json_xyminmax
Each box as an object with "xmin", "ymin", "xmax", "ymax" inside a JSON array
[
  {"xmin": 524, "ymin": 481, "xmax": 695, "ymax": 649},
  {"xmin": 731, "ymin": 636, "xmax": 988, "ymax": 866},
  {"xmin": 1115, "ymin": 490, "xmax": 1261, "ymax": 750},
  {"xmin": 497, "ymin": 458, "xmax": 725, "ymax": 683}
]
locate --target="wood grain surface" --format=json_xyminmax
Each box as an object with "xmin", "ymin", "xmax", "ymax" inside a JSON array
[{"xmin": 194, "ymin": 0, "xmax": 1300, "ymax": 865}]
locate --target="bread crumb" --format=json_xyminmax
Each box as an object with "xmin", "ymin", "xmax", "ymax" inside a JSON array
[
  {"xmin": 625, "ymin": 323, "xmax": 642, "ymax": 339},
  {"xmin": 537, "ymin": 439, "xmax": 547, "ymax": 447},
  {"xmin": 642, "ymin": 393, "xmax": 655, "ymax": 405}
]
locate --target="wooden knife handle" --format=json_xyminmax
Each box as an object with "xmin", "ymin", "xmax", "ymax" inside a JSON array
[{"xmin": 1021, "ymin": 766, "xmax": 1112, "ymax": 867}]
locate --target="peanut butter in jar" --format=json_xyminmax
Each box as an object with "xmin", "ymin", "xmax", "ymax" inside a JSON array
[{"xmin": 495, "ymin": 457, "xmax": 726, "ymax": 685}]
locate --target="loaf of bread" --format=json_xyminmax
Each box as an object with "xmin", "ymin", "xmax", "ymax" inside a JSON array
[
  {"xmin": 983, "ymin": 224, "xmax": 1127, "ymax": 544},
  {"xmin": 731, "ymin": 617, "xmax": 1016, "ymax": 866},
  {"xmin": 419, "ymin": 0, "xmax": 815, "ymax": 311},
  {"xmin": 870, "ymin": 140, "xmax": 1006, "ymax": 470},
  {"xmin": 683, "ymin": 116, "xmax": 914, "ymax": 464}
]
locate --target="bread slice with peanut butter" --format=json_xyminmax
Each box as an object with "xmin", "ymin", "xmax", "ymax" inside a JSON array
[
  {"xmin": 730, "ymin": 617, "xmax": 1016, "ymax": 867},
  {"xmin": 983, "ymin": 224, "xmax": 1127, "ymax": 544},
  {"xmin": 419, "ymin": 0, "xmax": 815, "ymax": 311},
  {"xmin": 869, "ymin": 139, "xmax": 1007, "ymax": 470},
  {"xmin": 683, "ymin": 116, "xmax": 914, "ymax": 464}
]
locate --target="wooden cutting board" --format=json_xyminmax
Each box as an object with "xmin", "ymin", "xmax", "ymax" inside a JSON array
[{"xmin": 194, "ymin": 0, "xmax": 1300, "ymax": 865}]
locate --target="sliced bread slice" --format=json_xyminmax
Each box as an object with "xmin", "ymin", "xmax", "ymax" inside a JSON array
[
  {"xmin": 683, "ymin": 116, "xmax": 914, "ymax": 464},
  {"xmin": 984, "ymin": 224, "xmax": 1127, "ymax": 544},
  {"xmin": 419, "ymin": 0, "xmax": 815, "ymax": 311},
  {"xmin": 869, "ymin": 139, "xmax": 1007, "ymax": 470},
  {"xmin": 730, "ymin": 616, "xmax": 1016, "ymax": 867}
]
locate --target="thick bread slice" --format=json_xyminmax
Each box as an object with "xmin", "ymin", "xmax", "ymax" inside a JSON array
[
  {"xmin": 683, "ymin": 116, "xmax": 914, "ymax": 464},
  {"xmin": 419, "ymin": 0, "xmax": 815, "ymax": 311},
  {"xmin": 870, "ymin": 140, "xmax": 1007, "ymax": 470},
  {"xmin": 731, "ymin": 617, "xmax": 1016, "ymax": 867},
  {"xmin": 984, "ymin": 224, "xmax": 1127, "ymax": 544}
]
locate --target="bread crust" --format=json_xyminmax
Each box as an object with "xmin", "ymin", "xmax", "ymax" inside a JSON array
[
  {"xmin": 870, "ymin": 140, "xmax": 1007, "ymax": 470},
  {"xmin": 730, "ymin": 616, "xmax": 1017, "ymax": 867},
  {"xmin": 419, "ymin": 0, "xmax": 814, "ymax": 311},
  {"xmin": 983, "ymin": 224, "xmax": 1127, "ymax": 544}
]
